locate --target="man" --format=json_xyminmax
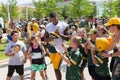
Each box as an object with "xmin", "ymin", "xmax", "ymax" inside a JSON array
[
  {"xmin": 45, "ymin": 12, "xmax": 69, "ymax": 80},
  {"xmin": 79, "ymin": 16, "xmax": 93, "ymax": 32},
  {"xmin": 31, "ymin": 18, "xmax": 39, "ymax": 36},
  {"xmin": 5, "ymin": 30, "xmax": 27, "ymax": 80}
]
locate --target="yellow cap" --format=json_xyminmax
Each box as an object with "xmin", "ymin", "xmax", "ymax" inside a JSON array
[
  {"xmin": 105, "ymin": 17, "xmax": 120, "ymax": 27},
  {"xmin": 96, "ymin": 38, "xmax": 110, "ymax": 52},
  {"xmin": 87, "ymin": 29, "xmax": 98, "ymax": 34}
]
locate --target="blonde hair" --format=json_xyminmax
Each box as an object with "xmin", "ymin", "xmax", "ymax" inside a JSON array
[{"xmin": 71, "ymin": 36, "xmax": 81, "ymax": 47}]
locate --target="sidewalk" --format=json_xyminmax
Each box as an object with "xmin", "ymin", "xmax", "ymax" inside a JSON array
[{"xmin": 0, "ymin": 56, "xmax": 92, "ymax": 80}]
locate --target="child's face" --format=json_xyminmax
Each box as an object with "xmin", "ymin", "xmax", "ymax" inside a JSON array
[
  {"xmin": 70, "ymin": 40, "xmax": 77, "ymax": 49},
  {"xmin": 77, "ymin": 29, "xmax": 84, "ymax": 37},
  {"xmin": 32, "ymin": 37, "xmax": 39, "ymax": 45},
  {"xmin": 90, "ymin": 34, "xmax": 96, "ymax": 39}
]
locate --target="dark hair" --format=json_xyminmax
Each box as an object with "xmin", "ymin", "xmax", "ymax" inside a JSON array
[
  {"xmin": 50, "ymin": 12, "xmax": 57, "ymax": 18},
  {"xmin": 88, "ymin": 16, "xmax": 93, "ymax": 19},
  {"xmin": 11, "ymin": 30, "xmax": 19, "ymax": 36},
  {"xmin": 117, "ymin": 25, "xmax": 120, "ymax": 30},
  {"xmin": 109, "ymin": 24, "xmax": 120, "ymax": 30},
  {"xmin": 29, "ymin": 36, "xmax": 37, "ymax": 46},
  {"xmin": 24, "ymin": 23, "xmax": 28, "ymax": 32}
]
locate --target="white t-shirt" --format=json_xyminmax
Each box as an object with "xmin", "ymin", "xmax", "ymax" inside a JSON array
[
  {"xmin": 45, "ymin": 21, "xmax": 68, "ymax": 53},
  {"xmin": 5, "ymin": 40, "xmax": 27, "ymax": 65}
]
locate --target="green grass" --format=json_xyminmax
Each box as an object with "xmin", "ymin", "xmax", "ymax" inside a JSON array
[{"xmin": 0, "ymin": 39, "xmax": 8, "ymax": 60}]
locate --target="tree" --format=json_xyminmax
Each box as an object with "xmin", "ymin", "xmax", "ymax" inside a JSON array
[
  {"xmin": 32, "ymin": 0, "xmax": 64, "ymax": 19},
  {"xmin": 0, "ymin": 0, "xmax": 18, "ymax": 20},
  {"xmin": 0, "ymin": 3, "xmax": 8, "ymax": 20},
  {"xmin": 8, "ymin": 0, "xmax": 18, "ymax": 19},
  {"xmin": 115, "ymin": 0, "xmax": 120, "ymax": 17},
  {"xmin": 32, "ymin": 0, "xmax": 46, "ymax": 20},
  {"xmin": 102, "ymin": 0, "xmax": 116, "ymax": 18},
  {"xmin": 64, "ymin": 0, "xmax": 95, "ymax": 18}
]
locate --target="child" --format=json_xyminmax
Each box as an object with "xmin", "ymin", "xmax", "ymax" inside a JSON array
[
  {"xmin": 27, "ymin": 36, "xmax": 46, "ymax": 80},
  {"xmin": 59, "ymin": 36, "xmax": 82, "ymax": 80},
  {"xmin": 5, "ymin": 30, "xmax": 27, "ymax": 80}
]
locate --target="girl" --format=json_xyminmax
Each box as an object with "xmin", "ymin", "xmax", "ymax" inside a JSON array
[
  {"xmin": 59, "ymin": 36, "xmax": 82, "ymax": 80},
  {"xmin": 28, "ymin": 36, "xmax": 46, "ymax": 80},
  {"xmin": 101, "ymin": 17, "xmax": 120, "ymax": 80}
]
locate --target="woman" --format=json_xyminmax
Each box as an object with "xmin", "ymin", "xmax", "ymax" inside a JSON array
[
  {"xmin": 97, "ymin": 25, "xmax": 109, "ymax": 37},
  {"xmin": 101, "ymin": 17, "xmax": 120, "ymax": 80}
]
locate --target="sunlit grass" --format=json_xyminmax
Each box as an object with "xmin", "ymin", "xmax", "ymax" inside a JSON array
[{"xmin": 0, "ymin": 39, "xmax": 8, "ymax": 60}]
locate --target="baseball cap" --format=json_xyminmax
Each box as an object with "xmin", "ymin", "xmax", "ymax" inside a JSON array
[
  {"xmin": 49, "ymin": 12, "xmax": 57, "ymax": 18},
  {"xmin": 105, "ymin": 17, "xmax": 120, "ymax": 27},
  {"xmin": 87, "ymin": 29, "xmax": 98, "ymax": 34},
  {"xmin": 40, "ymin": 25, "xmax": 45, "ymax": 28},
  {"xmin": 31, "ymin": 18, "xmax": 36, "ymax": 21}
]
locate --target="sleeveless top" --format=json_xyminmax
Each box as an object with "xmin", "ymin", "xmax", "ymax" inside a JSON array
[{"xmin": 31, "ymin": 45, "xmax": 44, "ymax": 64}]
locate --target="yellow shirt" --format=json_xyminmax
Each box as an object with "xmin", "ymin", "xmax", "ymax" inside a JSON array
[{"xmin": 32, "ymin": 23, "xmax": 39, "ymax": 34}]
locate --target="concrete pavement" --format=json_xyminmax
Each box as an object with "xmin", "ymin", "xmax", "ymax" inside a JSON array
[{"xmin": 0, "ymin": 56, "xmax": 92, "ymax": 80}]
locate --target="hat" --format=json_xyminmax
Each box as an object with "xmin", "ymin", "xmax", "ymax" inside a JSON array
[
  {"xmin": 31, "ymin": 18, "xmax": 36, "ymax": 21},
  {"xmin": 105, "ymin": 17, "xmax": 120, "ymax": 27},
  {"xmin": 88, "ymin": 15, "xmax": 93, "ymax": 19},
  {"xmin": 96, "ymin": 38, "xmax": 110, "ymax": 52},
  {"xmin": 71, "ymin": 26, "xmax": 75, "ymax": 29},
  {"xmin": 50, "ymin": 12, "xmax": 57, "ymax": 18},
  {"xmin": 40, "ymin": 25, "xmax": 45, "ymax": 28},
  {"xmin": 87, "ymin": 29, "xmax": 98, "ymax": 34}
]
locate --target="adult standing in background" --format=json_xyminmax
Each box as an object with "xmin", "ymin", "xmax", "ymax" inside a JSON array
[
  {"xmin": 79, "ymin": 16, "xmax": 93, "ymax": 32},
  {"xmin": 31, "ymin": 18, "xmax": 39, "ymax": 36}
]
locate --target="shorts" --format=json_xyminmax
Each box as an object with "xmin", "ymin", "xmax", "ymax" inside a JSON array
[
  {"xmin": 88, "ymin": 65, "xmax": 96, "ymax": 78},
  {"xmin": 31, "ymin": 64, "xmax": 46, "ymax": 72},
  {"xmin": 7, "ymin": 65, "xmax": 24, "ymax": 77},
  {"xmin": 49, "ymin": 52, "xmax": 62, "ymax": 69}
]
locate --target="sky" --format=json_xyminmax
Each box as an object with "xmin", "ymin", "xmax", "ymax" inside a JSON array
[{"xmin": 0, "ymin": 0, "xmax": 104, "ymax": 5}]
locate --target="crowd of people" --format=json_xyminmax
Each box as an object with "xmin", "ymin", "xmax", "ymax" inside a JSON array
[{"xmin": 2, "ymin": 12, "xmax": 120, "ymax": 80}]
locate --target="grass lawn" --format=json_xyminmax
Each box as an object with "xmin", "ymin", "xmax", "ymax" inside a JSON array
[{"xmin": 0, "ymin": 39, "xmax": 8, "ymax": 60}]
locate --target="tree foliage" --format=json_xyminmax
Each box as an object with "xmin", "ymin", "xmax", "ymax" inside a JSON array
[
  {"xmin": 0, "ymin": 0, "xmax": 18, "ymax": 20},
  {"xmin": 102, "ymin": 0, "xmax": 120, "ymax": 17},
  {"xmin": 0, "ymin": 3, "xmax": 8, "ymax": 20},
  {"xmin": 8, "ymin": 0, "xmax": 18, "ymax": 18},
  {"xmin": 62, "ymin": 0, "xmax": 95, "ymax": 18}
]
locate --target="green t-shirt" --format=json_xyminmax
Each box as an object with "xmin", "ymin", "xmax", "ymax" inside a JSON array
[
  {"xmin": 95, "ymin": 57, "xmax": 110, "ymax": 76},
  {"xmin": 79, "ymin": 20, "xmax": 92, "ymax": 32},
  {"xmin": 66, "ymin": 48, "xmax": 82, "ymax": 80},
  {"xmin": 87, "ymin": 40, "xmax": 95, "ymax": 66}
]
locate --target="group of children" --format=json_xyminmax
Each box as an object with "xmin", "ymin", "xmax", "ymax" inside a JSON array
[{"xmin": 4, "ymin": 17, "xmax": 120, "ymax": 80}]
